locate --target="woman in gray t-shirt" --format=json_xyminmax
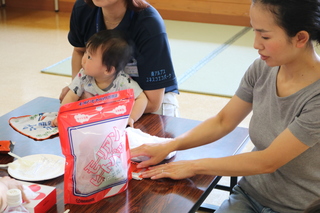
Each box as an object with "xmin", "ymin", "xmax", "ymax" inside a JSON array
[{"xmin": 131, "ymin": 0, "xmax": 320, "ymax": 212}]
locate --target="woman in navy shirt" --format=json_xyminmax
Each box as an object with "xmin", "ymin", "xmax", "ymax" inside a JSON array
[{"xmin": 61, "ymin": 0, "xmax": 179, "ymax": 116}]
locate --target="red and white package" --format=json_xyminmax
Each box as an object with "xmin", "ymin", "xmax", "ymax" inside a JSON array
[
  {"xmin": 57, "ymin": 89, "xmax": 134, "ymax": 205},
  {"xmin": 20, "ymin": 181, "xmax": 56, "ymax": 213}
]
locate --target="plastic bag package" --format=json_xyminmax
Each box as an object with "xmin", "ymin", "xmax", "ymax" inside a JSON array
[{"xmin": 58, "ymin": 89, "xmax": 134, "ymax": 205}]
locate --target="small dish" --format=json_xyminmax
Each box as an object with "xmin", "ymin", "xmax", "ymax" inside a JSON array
[{"xmin": 8, "ymin": 154, "xmax": 65, "ymax": 181}]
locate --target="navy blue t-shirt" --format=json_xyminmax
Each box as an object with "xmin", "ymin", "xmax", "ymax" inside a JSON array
[{"xmin": 68, "ymin": 0, "xmax": 178, "ymax": 93}]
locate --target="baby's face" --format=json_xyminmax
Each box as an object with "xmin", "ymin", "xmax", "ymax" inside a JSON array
[{"xmin": 82, "ymin": 47, "xmax": 107, "ymax": 77}]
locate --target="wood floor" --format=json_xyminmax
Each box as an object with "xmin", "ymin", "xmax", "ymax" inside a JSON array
[{"xmin": 0, "ymin": 6, "xmax": 253, "ymax": 211}]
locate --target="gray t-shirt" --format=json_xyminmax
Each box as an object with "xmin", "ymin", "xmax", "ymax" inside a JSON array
[
  {"xmin": 236, "ymin": 58, "xmax": 320, "ymax": 213},
  {"xmin": 69, "ymin": 68, "xmax": 143, "ymax": 99}
]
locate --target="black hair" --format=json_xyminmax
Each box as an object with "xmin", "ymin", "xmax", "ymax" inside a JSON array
[
  {"xmin": 252, "ymin": 0, "xmax": 320, "ymax": 44},
  {"xmin": 85, "ymin": 0, "xmax": 149, "ymax": 11},
  {"xmin": 86, "ymin": 30, "xmax": 133, "ymax": 73},
  {"xmin": 304, "ymin": 198, "xmax": 320, "ymax": 213}
]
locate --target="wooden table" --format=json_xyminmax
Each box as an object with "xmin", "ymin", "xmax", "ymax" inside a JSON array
[{"xmin": 0, "ymin": 97, "xmax": 249, "ymax": 213}]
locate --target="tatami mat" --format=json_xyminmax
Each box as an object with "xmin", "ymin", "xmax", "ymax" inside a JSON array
[
  {"xmin": 41, "ymin": 20, "xmax": 256, "ymax": 97},
  {"xmin": 179, "ymin": 29, "xmax": 259, "ymax": 97},
  {"xmin": 41, "ymin": 56, "xmax": 71, "ymax": 77},
  {"xmin": 165, "ymin": 20, "xmax": 245, "ymax": 78}
]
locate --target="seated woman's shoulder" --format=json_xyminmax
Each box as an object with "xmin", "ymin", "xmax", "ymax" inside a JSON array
[{"xmin": 134, "ymin": 6, "xmax": 166, "ymax": 33}]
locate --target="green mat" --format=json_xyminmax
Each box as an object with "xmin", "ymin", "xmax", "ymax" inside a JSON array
[
  {"xmin": 41, "ymin": 21, "xmax": 259, "ymax": 97},
  {"xmin": 165, "ymin": 20, "xmax": 247, "ymax": 79},
  {"xmin": 177, "ymin": 27, "xmax": 258, "ymax": 97},
  {"xmin": 41, "ymin": 56, "xmax": 72, "ymax": 77}
]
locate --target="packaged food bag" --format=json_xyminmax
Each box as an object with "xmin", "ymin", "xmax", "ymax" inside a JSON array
[{"xmin": 57, "ymin": 89, "xmax": 134, "ymax": 205}]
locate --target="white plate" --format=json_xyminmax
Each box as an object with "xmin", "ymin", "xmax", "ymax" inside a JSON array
[{"xmin": 8, "ymin": 154, "xmax": 65, "ymax": 181}]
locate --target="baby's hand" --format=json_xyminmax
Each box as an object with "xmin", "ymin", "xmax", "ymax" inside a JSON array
[
  {"xmin": 51, "ymin": 117, "xmax": 58, "ymax": 127},
  {"xmin": 127, "ymin": 117, "xmax": 134, "ymax": 128}
]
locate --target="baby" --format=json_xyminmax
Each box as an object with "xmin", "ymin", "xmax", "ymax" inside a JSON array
[{"xmin": 53, "ymin": 30, "xmax": 147, "ymax": 127}]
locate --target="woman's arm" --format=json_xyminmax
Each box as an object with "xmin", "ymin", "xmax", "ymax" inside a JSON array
[
  {"xmin": 59, "ymin": 47, "xmax": 85, "ymax": 102},
  {"xmin": 128, "ymin": 92, "xmax": 148, "ymax": 127},
  {"xmin": 71, "ymin": 47, "xmax": 85, "ymax": 79},
  {"xmin": 143, "ymin": 88, "xmax": 165, "ymax": 113},
  {"xmin": 143, "ymin": 127, "xmax": 309, "ymax": 180},
  {"xmin": 194, "ymin": 128, "xmax": 309, "ymax": 176},
  {"xmin": 131, "ymin": 95, "xmax": 252, "ymax": 167},
  {"xmin": 171, "ymin": 95, "xmax": 252, "ymax": 151}
]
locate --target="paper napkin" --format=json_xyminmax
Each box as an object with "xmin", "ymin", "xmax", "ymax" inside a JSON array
[{"xmin": 126, "ymin": 127, "xmax": 176, "ymax": 162}]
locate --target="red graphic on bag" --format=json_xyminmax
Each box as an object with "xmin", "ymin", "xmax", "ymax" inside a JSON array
[{"xmin": 58, "ymin": 89, "xmax": 134, "ymax": 205}]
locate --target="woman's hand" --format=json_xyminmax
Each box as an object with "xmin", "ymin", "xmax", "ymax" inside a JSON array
[
  {"xmin": 0, "ymin": 176, "xmax": 30, "ymax": 209},
  {"xmin": 141, "ymin": 160, "xmax": 196, "ymax": 180},
  {"xmin": 59, "ymin": 86, "xmax": 70, "ymax": 102},
  {"xmin": 130, "ymin": 140, "xmax": 175, "ymax": 169}
]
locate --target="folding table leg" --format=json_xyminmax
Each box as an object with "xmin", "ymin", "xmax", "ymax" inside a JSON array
[
  {"xmin": 54, "ymin": 0, "xmax": 58, "ymax": 12},
  {"xmin": 230, "ymin": 176, "xmax": 238, "ymax": 193},
  {"xmin": 198, "ymin": 203, "xmax": 218, "ymax": 212},
  {"xmin": 198, "ymin": 176, "xmax": 238, "ymax": 212}
]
